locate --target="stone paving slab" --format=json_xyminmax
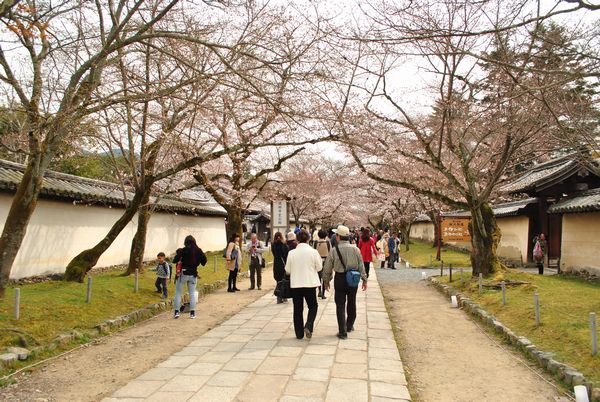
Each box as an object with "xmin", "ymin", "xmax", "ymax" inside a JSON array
[{"xmin": 105, "ymin": 269, "xmax": 410, "ymax": 401}]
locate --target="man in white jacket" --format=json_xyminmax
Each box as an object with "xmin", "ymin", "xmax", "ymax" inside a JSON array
[{"xmin": 285, "ymin": 229, "xmax": 323, "ymax": 339}]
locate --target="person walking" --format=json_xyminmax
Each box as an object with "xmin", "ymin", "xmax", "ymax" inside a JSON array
[
  {"xmin": 226, "ymin": 233, "xmax": 242, "ymax": 293},
  {"xmin": 173, "ymin": 235, "xmax": 207, "ymax": 319},
  {"xmin": 533, "ymin": 233, "xmax": 548, "ymax": 275},
  {"xmin": 314, "ymin": 229, "xmax": 331, "ymax": 299},
  {"xmin": 285, "ymin": 229, "xmax": 322, "ymax": 339},
  {"xmin": 311, "ymin": 228, "xmax": 320, "ymax": 247},
  {"xmin": 394, "ymin": 232, "xmax": 401, "ymax": 263},
  {"xmin": 323, "ymin": 225, "xmax": 367, "ymax": 339},
  {"xmin": 357, "ymin": 229, "xmax": 377, "ymax": 278},
  {"xmin": 271, "ymin": 231, "xmax": 289, "ymax": 303},
  {"xmin": 287, "ymin": 231, "xmax": 298, "ymax": 251},
  {"xmin": 242, "ymin": 223, "xmax": 248, "ymax": 244},
  {"xmin": 246, "ymin": 233, "xmax": 266, "ymax": 290},
  {"xmin": 388, "ymin": 232, "xmax": 398, "ymax": 269},
  {"xmin": 379, "ymin": 232, "xmax": 390, "ymax": 268},
  {"xmin": 329, "ymin": 229, "xmax": 338, "ymax": 248}
]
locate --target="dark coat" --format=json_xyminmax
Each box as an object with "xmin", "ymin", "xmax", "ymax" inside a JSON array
[
  {"xmin": 173, "ymin": 246, "xmax": 207, "ymax": 277},
  {"xmin": 272, "ymin": 242, "xmax": 289, "ymax": 282}
]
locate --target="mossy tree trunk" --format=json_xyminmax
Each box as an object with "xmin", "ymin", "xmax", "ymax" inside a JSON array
[
  {"xmin": 0, "ymin": 153, "xmax": 50, "ymax": 296},
  {"xmin": 64, "ymin": 187, "xmax": 150, "ymax": 282},
  {"xmin": 125, "ymin": 191, "xmax": 153, "ymax": 276},
  {"xmin": 429, "ymin": 211, "xmax": 441, "ymax": 249},
  {"xmin": 225, "ymin": 206, "xmax": 244, "ymax": 248},
  {"xmin": 469, "ymin": 202, "xmax": 501, "ymax": 277},
  {"xmin": 402, "ymin": 223, "xmax": 411, "ymax": 252}
]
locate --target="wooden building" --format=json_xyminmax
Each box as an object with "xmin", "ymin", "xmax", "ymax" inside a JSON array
[
  {"xmin": 410, "ymin": 154, "xmax": 600, "ymax": 274},
  {"xmin": 498, "ymin": 154, "xmax": 600, "ymax": 268}
]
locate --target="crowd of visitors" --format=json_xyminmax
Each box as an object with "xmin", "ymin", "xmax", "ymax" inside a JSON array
[{"xmin": 157, "ymin": 225, "xmax": 400, "ymax": 340}]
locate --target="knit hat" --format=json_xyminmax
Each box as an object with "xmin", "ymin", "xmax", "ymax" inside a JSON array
[{"xmin": 287, "ymin": 232, "xmax": 296, "ymax": 241}]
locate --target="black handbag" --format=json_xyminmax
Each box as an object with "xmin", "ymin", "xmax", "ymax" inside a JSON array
[{"xmin": 274, "ymin": 277, "xmax": 292, "ymax": 298}]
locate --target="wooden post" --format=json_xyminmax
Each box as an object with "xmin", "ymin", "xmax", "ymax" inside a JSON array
[
  {"xmin": 440, "ymin": 260, "xmax": 444, "ymax": 277},
  {"xmin": 534, "ymin": 293, "xmax": 541, "ymax": 327},
  {"xmin": 449, "ymin": 264, "xmax": 453, "ymax": 282},
  {"xmin": 460, "ymin": 268, "xmax": 464, "ymax": 285},
  {"xmin": 86, "ymin": 276, "xmax": 92, "ymax": 304},
  {"xmin": 14, "ymin": 288, "xmax": 20, "ymax": 320},
  {"xmin": 501, "ymin": 281, "xmax": 506, "ymax": 306},
  {"xmin": 134, "ymin": 269, "xmax": 139, "ymax": 293},
  {"xmin": 429, "ymin": 255, "xmax": 432, "ymax": 267},
  {"xmin": 591, "ymin": 312, "xmax": 597, "ymax": 356},
  {"xmin": 214, "ymin": 255, "xmax": 217, "ymax": 273},
  {"xmin": 436, "ymin": 213, "xmax": 441, "ymax": 261},
  {"xmin": 478, "ymin": 273, "xmax": 483, "ymax": 294}
]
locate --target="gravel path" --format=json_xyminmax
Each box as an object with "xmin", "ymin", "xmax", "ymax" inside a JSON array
[{"xmin": 377, "ymin": 265, "xmax": 570, "ymax": 402}]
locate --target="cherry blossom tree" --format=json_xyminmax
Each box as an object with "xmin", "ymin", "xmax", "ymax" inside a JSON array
[
  {"xmin": 63, "ymin": 1, "xmax": 330, "ymax": 281},
  {"xmin": 274, "ymin": 152, "xmax": 359, "ymax": 228},
  {"xmin": 331, "ymin": 0, "xmax": 592, "ymax": 276},
  {"xmin": 0, "ymin": 0, "xmax": 188, "ymax": 294}
]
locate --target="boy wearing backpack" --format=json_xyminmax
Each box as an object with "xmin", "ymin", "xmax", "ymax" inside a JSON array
[{"xmin": 155, "ymin": 252, "xmax": 171, "ymax": 298}]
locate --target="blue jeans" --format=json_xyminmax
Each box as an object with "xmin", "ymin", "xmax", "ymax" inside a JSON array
[{"xmin": 174, "ymin": 275, "xmax": 197, "ymax": 312}]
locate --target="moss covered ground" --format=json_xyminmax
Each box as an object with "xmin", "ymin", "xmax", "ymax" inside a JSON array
[
  {"xmin": 0, "ymin": 249, "xmax": 273, "ymax": 379},
  {"xmin": 399, "ymin": 240, "xmax": 471, "ymax": 268}
]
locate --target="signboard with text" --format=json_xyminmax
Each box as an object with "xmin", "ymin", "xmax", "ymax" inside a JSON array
[
  {"xmin": 441, "ymin": 218, "xmax": 471, "ymax": 242},
  {"xmin": 271, "ymin": 200, "xmax": 289, "ymax": 234}
]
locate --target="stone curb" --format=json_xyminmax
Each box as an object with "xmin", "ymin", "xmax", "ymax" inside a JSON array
[
  {"xmin": 428, "ymin": 277, "xmax": 599, "ymax": 402},
  {"xmin": 1, "ymin": 268, "xmax": 262, "ymax": 371},
  {"xmin": 94, "ymin": 269, "xmax": 258, "ymax": 334}
]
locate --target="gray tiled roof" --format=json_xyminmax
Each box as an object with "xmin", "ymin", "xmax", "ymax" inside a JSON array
[
  {"xmin": 245, "ymin": 213, "xmax": 270, "ymax": 222},
  {"xmin": 498, "ymin": 155, "xmax": 586, "ymax": 194},
  {"xmin": 443, "ymin": 198, "xmax": 538, "ymax": 218},
  {"xmin": 413, "ymin": 214, "xmax": 432, "ymax": 223},
  {"xmin": 548, "ymin": 189, "xmax": 600, "ymax": 214},
  {"xmin": 0, "ymin": 159, "xmax": 226, "ymax": 217}
]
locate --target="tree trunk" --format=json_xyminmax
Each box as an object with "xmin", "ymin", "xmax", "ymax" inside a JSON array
[
  {"xmin": 0, "ymin": 155, "xmax": 49, "ymax": 297},
  {"xmin": 64, "ymin": 188, "xmax": 148, "ymax": 282},
  {"xmin": 469, "ymin": 202, "xmax": 502, "ymax": 276},
  {"xmin": 125, "ymin": 192, "xmax": 153, "ymax": 276},
  {"xmin": 403, "ymin": 224, "xmax": 411, "ymax": 252},
  {"xmin": 430, "ymin": 212, "xmax": 441, "ymax": 248},
  {"xmin": 226, "ymin": 206, "xmax": 244, "ymax": 246}
]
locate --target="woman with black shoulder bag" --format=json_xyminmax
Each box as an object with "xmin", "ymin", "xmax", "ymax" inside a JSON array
[{"xmin": 271, "ymin": 231, "xmax": 289, "ymax": 303}]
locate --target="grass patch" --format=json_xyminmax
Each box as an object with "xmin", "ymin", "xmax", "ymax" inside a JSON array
[
  {"xmin": 400, "ymin": 240, "xmax": 471, "ymax": 268},
  {"xmin": 441, "ymin": 270, "xmax": 600, "ymax": 385},
  {"xmin": 0, "ymin": 249, "xmax": 272, "ymax": 378}
]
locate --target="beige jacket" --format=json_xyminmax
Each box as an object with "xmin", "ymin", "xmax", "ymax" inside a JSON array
[{"xmin": 225, "ymin": 242, "xmax": 241, "ymax": 271}]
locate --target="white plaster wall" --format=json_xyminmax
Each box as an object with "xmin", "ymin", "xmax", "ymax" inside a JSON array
[
  {"xmin": 0, "ymin": 194, "xmax": 226, "ymax": 279},
  {"xmin": 410, "ymin": 222, "xmax": 435, "ymax": 242},
  {"xmin": 497, "ymin": 216, "xmax": 529, "ymax": 263},
  {"xmin": 444, "ymin": 216, "xmax": 529, "ymax": 259},
  {"xmin": 561, "ymin": 212, "xmax": 600, "ymax": 276}
]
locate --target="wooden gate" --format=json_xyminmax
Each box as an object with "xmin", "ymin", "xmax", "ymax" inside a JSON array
[{"xmin": 547, "ymin": 214, "xmax": 562, "ymax": 259}]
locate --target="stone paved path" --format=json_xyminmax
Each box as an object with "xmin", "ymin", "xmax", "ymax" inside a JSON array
[{"xmin": 104, "ymin": 269, "xmax": 410, "ymax": 402}]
